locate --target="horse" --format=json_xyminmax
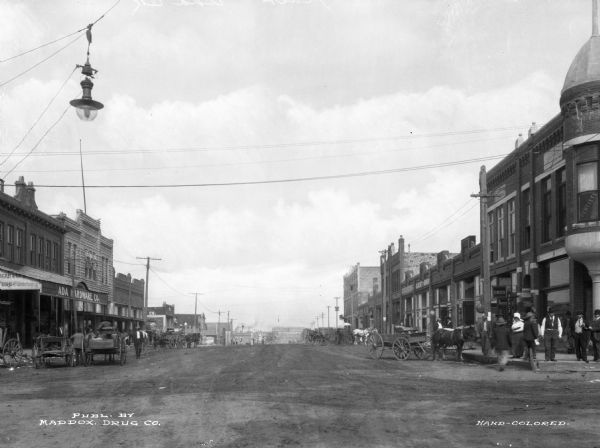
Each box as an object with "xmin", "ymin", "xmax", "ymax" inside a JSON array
[
  {"xmin": 352, "ymin": 328, "xmax": 373, "ymax": 345},
  {"xmin": 431, "ymin": 327, "xmax": 466, "ymax": 361}
]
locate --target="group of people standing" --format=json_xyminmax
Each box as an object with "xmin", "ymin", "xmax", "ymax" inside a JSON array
[{"xmin": 476, "ymin": 308, "xmax": 600, "ymax": 371}]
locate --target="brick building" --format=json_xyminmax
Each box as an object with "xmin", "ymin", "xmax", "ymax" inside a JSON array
[
  {"xmin": 343, "ymin": 263, "xmax": 380, "ymax": 329},
  {"xmin": 0, "ymin": 177, "xmax": 72, "ymax": 347},
  {"xmin": 55, "ymin": 210, "xmax": 114, "ymax": 332},
  {"xmin": 112, "ymin": 273, "xmax": 145, "ymax": 331}
]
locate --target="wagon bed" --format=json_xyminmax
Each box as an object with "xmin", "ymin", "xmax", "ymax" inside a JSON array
[
  {"xmin": 366, "ymin": 327, "xmax": 430, "ymax": 360},
  {"xmin": 32, "ymin": 336, "xmax": 73, "ymax": 368}
]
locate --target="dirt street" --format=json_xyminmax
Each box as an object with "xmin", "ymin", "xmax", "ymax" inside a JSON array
[{"xmin": 1, "ymin": 343, "xmax": 598, "ymax": 448}]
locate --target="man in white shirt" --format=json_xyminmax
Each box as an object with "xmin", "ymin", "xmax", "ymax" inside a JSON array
[{"xmin": 540, "ymin": 308, "xmax": 562, "ymax": 361}]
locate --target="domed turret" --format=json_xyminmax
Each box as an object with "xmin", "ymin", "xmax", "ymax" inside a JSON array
[{"xmin": 561, "ymin": 0, "xmax": 600, "ymax": 146}]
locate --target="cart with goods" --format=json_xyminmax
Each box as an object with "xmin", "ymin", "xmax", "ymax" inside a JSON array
[
  {"xmin": 0, "ymin": 326, "xmax": 24, "ymax": 368},
  {"xmin": 32, "ymin": 335, "xmax": 74, "ymax": 368},
  {"xmin": 366, "ymin": 326, "xmax": 430, "ymax": 360},
  {"xmin": 83, "ymin": 321, "xmax": 127, "ymax": 366}
]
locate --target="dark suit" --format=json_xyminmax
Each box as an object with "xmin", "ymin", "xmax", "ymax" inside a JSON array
[
  {"xmin": 573, "ymin": 317, "xmax": 590, "ymax": 362},
  {"xmin": 132, "ymin": 330, "xmax": 144, "ymax": 359},
  {"xmin": 590, "ymin": 316, "xmax": 600, "ymax": 361}
]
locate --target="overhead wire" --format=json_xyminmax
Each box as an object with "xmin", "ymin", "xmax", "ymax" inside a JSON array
[
  {"xmin": 0, "ymin": 0, "xmax": 122, "ymax": 63},
  {"xmin": 0, "ymin": 67, "xmax": 78, "ymax": 168},
  {"xmin": 0, "ymin": 34, "xmax": 84, "ymax": 89},
  {"xmin": 11, "ymin": 126, "xmax": 524, "ymax": 157},
  {"xmin": 148, "ymin": 267, "xmax": 219, "ymax": 314},
  {"xmin": 3, "ymin": 106, "xmax": 70, "ymax": 178},
  {"xmin": 29, "ymin": 153, "xmax": 509, "ymax": 189}
]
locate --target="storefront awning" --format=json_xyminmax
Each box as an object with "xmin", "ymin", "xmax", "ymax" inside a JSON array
[{"xmin": 0, "ymin": 269, "xmax": 41, "ymax": 290}]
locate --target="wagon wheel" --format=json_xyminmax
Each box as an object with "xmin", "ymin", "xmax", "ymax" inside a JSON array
[
  {"xmin": 3, "ymin": 338, "xmax": 24, "ymax": 367},
  {"xmin": 392, "ymin": 336, "xmax": 411, "ymax": 360},
  {"xmin": 366, "ymin": 332, "xmax": 384, "ymax": 359},
  {"xmin": 412, "ymin": 343, "xmax": 428, "ymax": 360}
]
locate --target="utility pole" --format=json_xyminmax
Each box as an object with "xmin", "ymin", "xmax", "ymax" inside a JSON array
[
  {"xmin": 334, "ymin": 297, "xmax": 340, "ymax": 329},
  {"xmin": 471, "ymin": 166, "xmax": 493, "ymax": 319},
  {"xmin": 327, "ymin": 305, "xmax": 330, "ymax": 329},
  {"xmin": 136, "ymin": 256, "xmax": 161, "ymax": 324},
  {"xmin": 321, "ymin": 312, "xmax": 325, "ymax": 331},
  {"xmin": 217, "ymin": 310, "xmax": 221, "ymax": 345},
  {"xmin": 189, "ymin": 292, "xmax": 203, "ymax": 333}
]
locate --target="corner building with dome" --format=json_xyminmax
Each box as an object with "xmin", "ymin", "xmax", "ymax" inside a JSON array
[{"xmin": 481, "ymin": 0, "xmax": 600, "ymax": 323}]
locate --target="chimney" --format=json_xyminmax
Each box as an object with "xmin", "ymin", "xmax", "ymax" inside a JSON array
[
  {"xmin": 0, "ymin": 179, "xmax": 4, "ymax": 193},
  {"xmin": 14, "ymin": 176, "xmax": 27, "ymax": 203},
  {"xmin": 390, "ymin": 242, "xmax": 395, "ymax": 255},
  {"xmin": 398, "ymin": 235, "xmax": 405, "ymax": 256},
  {"xmin": 515, "ymin": 133, "xmax": 524, "ymax": 149},
  {"xmin": 25, "ymin": 182, "xmax": 38, "ymax": 210},
  {"xmin": 528, "ymin": 122, "xmax": 538, "ymax": 137}
]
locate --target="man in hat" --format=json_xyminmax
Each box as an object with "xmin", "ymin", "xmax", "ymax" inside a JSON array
[
  {"xmin": 476, "ymin": 314, "xmax": 492, "ymax": 356},
  {"xmin": 573, "ymin": 311, "xmax": 590, "ymax": 363},
  {"xmin": 522, "ymin": 311, "xmax": 540, "ymax": 370},
  {"xmin": 540, "ymin": 308, "xmax": 562, "ymax": 361},
  {"xmin": 491, "ymin": 316, "xmax": 511, "ymax": 371},
  {"xmin": 590, "ymin": 309, "xmax": 600, "ymax": 361}
]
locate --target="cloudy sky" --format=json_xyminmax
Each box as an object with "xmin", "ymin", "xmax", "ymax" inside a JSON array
[{"xmin": 0, "ymin": 0, "xmax": 593, "ymax": 329}]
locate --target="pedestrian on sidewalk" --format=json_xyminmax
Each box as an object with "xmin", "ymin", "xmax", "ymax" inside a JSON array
[
  {"xmin": 590, "ymin": 309, "xmax": 600, "ymax": 362},
  {"xmin": 491, "ymin": 317, "xmax": 511, "ymax": 371},
  {"xmin": 476, "ymin": 315, "xmax": 492, "ymax": 357},
  {"xmin": 573, "ymin": 311, "xmax": 590, "ymax": 363},
  {"xmin": 510, "ymin": 313, "xmax": 524, "ymax": 358},
  {"xmin": 540, "ymin": 308, "xmax": 562, "ymax": 361},
  {"xmin": 562, "ymin": 310, "xmax": 575, "ymax": 354},
  {"xmin": 522, "ymin": 312, "xmax": 539, "ymax": 369}
]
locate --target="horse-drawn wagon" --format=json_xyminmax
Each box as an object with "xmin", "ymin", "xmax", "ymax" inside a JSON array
[
  {"xmin": 366, "ymin": 326, "xmax": 429, "ymax": 360},
  {"xmin": 83, "ymin": 322, "xmax": 127, "ymax": 366},
  {"xmin": 32, "ymin": 335, "xmax": 73, "ymax": 368}
]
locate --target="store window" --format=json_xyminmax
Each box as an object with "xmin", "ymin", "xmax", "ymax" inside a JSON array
[
  {"xmin": 577, "ymin": 161, "xmax": 599, "ymax": 222},
  {"xmin": 541, "ymin": 258, "xmax": 570, "ymax": 318},
  {"xmin": 38, "ymin": 237, "xmax": 44, "ymax": 268}
]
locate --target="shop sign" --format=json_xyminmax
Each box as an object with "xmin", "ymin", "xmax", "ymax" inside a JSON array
[
  {"xmin": 43, "ymin": 282, "xmax": 107, "ymax": 305},
  {"xmin": 0, "ymin": 271, "xmax": 41, "ymax": 290}
]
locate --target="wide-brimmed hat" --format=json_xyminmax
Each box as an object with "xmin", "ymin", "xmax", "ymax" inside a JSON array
[
  {"xmin": 496, "ymin": 317, "xmax": 506, "ymax": 325},
  {"xmin": 513, "ymin": 312, "xmax": 521, "ymax": 319}
]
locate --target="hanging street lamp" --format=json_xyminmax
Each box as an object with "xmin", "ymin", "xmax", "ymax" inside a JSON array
[{"xmin": 70, "ymin": 25, "xmax": 104, "ymax": 121}]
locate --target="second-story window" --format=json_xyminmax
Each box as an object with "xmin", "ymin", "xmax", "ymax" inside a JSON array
[
  {"xmin": 488, "ymin": 211, "xmax": 495, "ymax": 262},
  {"xmin": 7, "ymin": 226, "xmax": 14, "ymax": 262},
  {"xmin": 45, "ymin": 240, "xmax": 51, "ymax": 270},
  {"xmin": 15, "ymin": 228, "xmax": 23, "ymax": 264},
  {"xmin": 66, "ymin": 242, "xmax": 71, "ymax": 275},
  {"xmin": 0, "ymin": 222, "xmax": 5, "ymax": 258},
  {"xmin": 521, "ymin": 188, "xmax": 531, "ymax": 250},
  {"xmin": 542, "ymin": 177, "xmax": 552, "ymax": 242},
  {"xmin": 557, "ymin": 168, "xmax": 567, "ymax": 236},
  {"xmin": 30, "ymin": 234, "xmax": 36, "ymax": 266},
  {"xmin": 53, "ymin": 242, "xmax": 59, "ymax": 273},
  {"xmin": 508, "ymin": 199, "xmax": 516, "ymax": 257},
  {"xmin": 497, "ymin": 206, "xmax": 505, "ymax": 259},
  {"xmin": 577, "ymin": 161, "xmax": 598, "ymax": 222},
  {"xmin": 38, "ymin": 237, "xmax": 43, "ymax": 268}
]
